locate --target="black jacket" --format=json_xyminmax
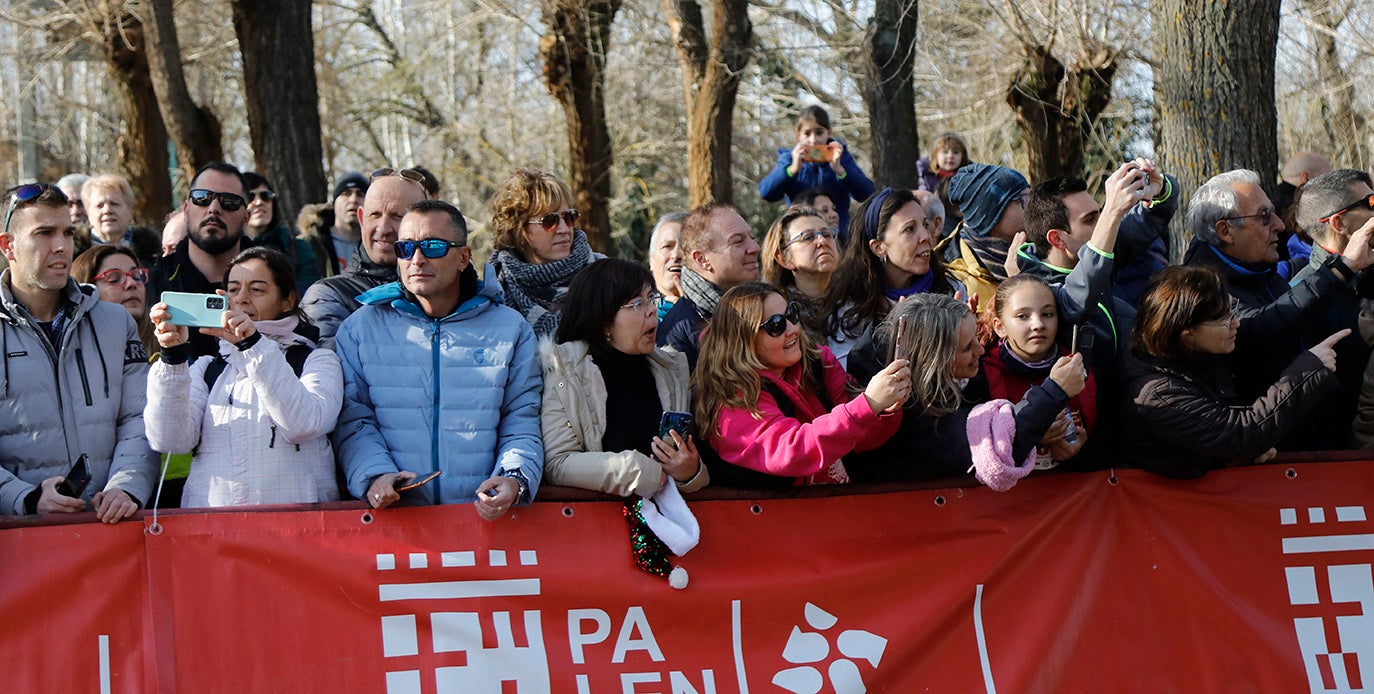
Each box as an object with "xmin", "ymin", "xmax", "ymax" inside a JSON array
[
  {"xmin": 1120, "ymin": 348, "xmax": 1335, "ymax": 478},
  {"xmin": 299, "ymin": 244, "xmax": 397, "ymax": 348}
]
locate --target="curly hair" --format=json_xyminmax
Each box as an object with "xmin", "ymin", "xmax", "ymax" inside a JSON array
[{"xmin": 486, "ymin": 168, "xmax": 575, "ymax": 257}]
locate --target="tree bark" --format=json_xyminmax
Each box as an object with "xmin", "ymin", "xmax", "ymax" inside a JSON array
[
  {"xmin": 1153, "ymin": 0, "xmax": 1281, "ymax": 260},
  {"xmin": 663, "ymin": 0, "xmax": 753, "ymax": 207},
  {"xmin": 1006, "ymin": 43, "xmax": 1116, "ymax": 183},
  {"xmin": 540, "ymin": 0, "xmax": 622, "ymax": 254},
  {"xmin": 231, "ymin": 0, "xmax": 327, "ymax": 224},
  {"xmin": 143, "ymin": 0, "xmax": 223, "ymax": 185},
  {"xmin": 859, "ymin": 0, "xmax": 918, "ymax": 190},
  {"xmin": 98, "ymin": 12, "xmax": 174, "ymax": 224},
  {"xmin": 1300, "ymin": 0, "xmax": 1366, "ymax": 171}
]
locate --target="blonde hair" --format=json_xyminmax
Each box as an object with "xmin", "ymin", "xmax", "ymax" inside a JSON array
[
  {"xmin": 486, "ymin": 168, "xmax": 575, "ymax": 256},
  {"xmin": 693, "ymin": 282, "xmax": 820, "ymax": 438},
  {"xmin": 879, "ymin": 293, "xmax": 970, "ymax": 416},
  {"xmin": 761, "ymin": 205, "xmax": 825, "ymax": 289},
  {"xmin": 82, "ymin": 174, "xmax": 134, "ymax": 206}
]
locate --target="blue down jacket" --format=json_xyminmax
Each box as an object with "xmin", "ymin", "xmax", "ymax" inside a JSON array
[{"xmin": 332, "ymin": 267, "xmax": 543, "ymax": 505}]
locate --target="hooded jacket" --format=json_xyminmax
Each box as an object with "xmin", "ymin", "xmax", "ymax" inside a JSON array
[
  {"xmin": 297, "ymin": 202, "xmax": 345, "ymax": 279},
  {"xmin": 300, "ymin": 244, "xmax": 398, "ymax": 348},
  {"xmin": 0, "ymin": 275, "xmax": 157, "ymax": 514},
  {"xmin": 332, "ymin": 265, "xmax": 543, "ymax": 505}
]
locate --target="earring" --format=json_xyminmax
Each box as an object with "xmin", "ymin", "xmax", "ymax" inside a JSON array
[{"xmin": 880, "ymin": 255, "xmax": 888, "ymax": 264}]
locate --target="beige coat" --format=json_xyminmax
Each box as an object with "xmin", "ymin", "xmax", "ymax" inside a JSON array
[{"xmin": 538, "ymin": 339, "xmax": 707, "ymax": 495}]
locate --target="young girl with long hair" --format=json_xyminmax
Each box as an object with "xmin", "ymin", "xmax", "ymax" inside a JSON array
[{"xmin": 758, "ymin": 105, "xmax": 876, "ymax": 244}]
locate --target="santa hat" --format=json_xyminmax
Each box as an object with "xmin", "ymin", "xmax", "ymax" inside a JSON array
[{"xmin": 623, "ymin": 481, "xmax": 699, "ymax": 589}]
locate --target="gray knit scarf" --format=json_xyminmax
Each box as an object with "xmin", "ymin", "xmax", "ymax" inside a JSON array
[
  {"xmin": 678, "ymin": 267, "xmax": 724, "ymax": 317},
  {"xmin": 494, "ymin": 229, "xmax": 596, "ymax": 337}
]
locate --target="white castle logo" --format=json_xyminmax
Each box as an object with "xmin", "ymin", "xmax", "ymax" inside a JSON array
[
  {"xmin": 1282, "ymin": 505, "xmax": 1374, "ymax": 692},
  {"xmin": 375, "ymin": 549, "xmax": 550, "ymax": 693}
]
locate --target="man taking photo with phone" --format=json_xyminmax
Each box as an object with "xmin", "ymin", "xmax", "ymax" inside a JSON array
[{"xmin": 0, "ymin": 182, "xmax": 156, "ymax": 522}]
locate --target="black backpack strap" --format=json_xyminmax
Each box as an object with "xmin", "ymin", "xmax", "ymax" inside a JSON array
[
  {"xmin": 202, "ymin": 343, "xmax": 313, "ymax": 391},
  {"xmin": 201, "ymin": 355, "xmax": 229, "ymax": 392}
]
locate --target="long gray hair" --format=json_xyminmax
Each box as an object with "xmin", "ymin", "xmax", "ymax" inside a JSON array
[{"xmin": 877, "ymin": 293, "xmax": 970, "ymax": 416}]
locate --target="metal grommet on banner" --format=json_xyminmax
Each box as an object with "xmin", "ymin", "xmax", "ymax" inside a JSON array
[
  {"xmin": 934, "ymin": 495, "xmax": 946, "ymax": 506},
  {"xmin": 361, "ymin": 511, "xmax": 374, "ymax": 525},
  {"xmin": 1285, "ymin": 468, "xmax": 1298, "ymax": 479},
  {"xmin": 750, "ymin": 504, "xmax": 763, "ymax": 516},
  {"xmin": 562, "ymin": 506, "xmax": 574, "ymax": 518},
  {"xmin": 146, "ymin": 523, "xmax": 163, "ymax": 536},
  {"xmin": 1107, "ymin": 468, "xmax": 1120, "ymax": 486}
]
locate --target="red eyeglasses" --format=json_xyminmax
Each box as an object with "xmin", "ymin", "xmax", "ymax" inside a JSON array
[{"xmin": 92, "ymin": 268, "xmax": 150, "ymax": 285}]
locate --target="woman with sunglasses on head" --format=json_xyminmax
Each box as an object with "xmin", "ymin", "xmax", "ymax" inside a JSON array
[
  {"xmin": 822, "ymin": 188, "xmax": 965, "ymax": 369},
  {"xmin": 242, "ymin": 172, "xmax": 320, "ymax": 295},
  {"xmin": 71, "ymin": 244, "xmax": 158, "ymax": 359},
  {"xmin": 145, "ymin": 247, "xmax": 344, "ymax": 507},
  {"xmin": 761, "ymin": 205, "xmax": 838, "ymax": 342},
  {"xmin": 1121, "ymin": 266, "xmax": 1345, "ymax": 479},
  {"xmin": 693, "ymin": 282, "xmax": 908, "ymax": 487},
  {"xmin": 487, "ymin": 169, "xmax": 604, "ymax": 338},
  {"xmin": 539, "ymin": 258, "xmax": 707, "ymax": 496},
  {"xmin": 844, "ymin": 294, "xmax": 1084, "ymax": 488}
]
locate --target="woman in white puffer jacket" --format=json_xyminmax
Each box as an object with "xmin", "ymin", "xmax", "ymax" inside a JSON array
[{"xmin": 145, "ymin": 247, "xmax": 343, "ymax": 507}]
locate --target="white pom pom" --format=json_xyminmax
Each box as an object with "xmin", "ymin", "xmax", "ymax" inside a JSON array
[{"xmin": 668, "ymin": 566, "xmax": 689, "ymax": 590}]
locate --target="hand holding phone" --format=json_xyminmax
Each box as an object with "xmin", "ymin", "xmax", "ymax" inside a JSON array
[
  {"xmin": 161, "ymin": 292, "xmax": 228, "ymax": 328},
  {"xmin": 659, "ymin": 411, "xmax": 693, "ymax": 449},
  {"xmin": 56, "ymin": 455, "xmax": 91, "ymax": 499},
  {"xmin": 891, "ymin": 315, "xmax": 909, "ymax": 363},
  {"xmin": 396, "ymin": 470, "xmax": 441, "ymax": 492}
]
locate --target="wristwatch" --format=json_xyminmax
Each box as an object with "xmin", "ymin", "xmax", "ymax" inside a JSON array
[{"xmin": 502, "ymin": 469, "xmax": 530, "ymax": 504}]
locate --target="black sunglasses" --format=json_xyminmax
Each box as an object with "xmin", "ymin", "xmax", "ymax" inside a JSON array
[
  {"xmin": 394, "ymin": 238, "xmax": 464, "ymax": 260},
  {"xmin": 758, "ymin": 301, "xmax": 802, "ymax": 337},
  {"xmin": 4, "ymin": 183, "xmax": 58, "ymax": 234},
  {"xmin": 1319, "ymin": 194, "xmax": 1374, "ymax": 224},
  {"xmin": 370, "ymin": 167, "xmax": 427, "ymax": 186},
  {"xmin": 526, "ymin": 209, "xmax": 579, "ymax": 232},
  {"xmin": 188, "ymin": 189, "xmax": 247, "ymax": 212},
  {"xmin": 248, "ymin": 190, "xmax": 277, "ymax": 203}
]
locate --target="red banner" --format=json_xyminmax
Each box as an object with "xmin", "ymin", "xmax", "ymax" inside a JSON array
[{"xmin": 4, "ymin": 461, "xmax": 1373, "ymax": 693}]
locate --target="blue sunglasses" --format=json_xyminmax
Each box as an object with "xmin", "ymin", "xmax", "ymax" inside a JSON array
[{"xmin": 393, "ymin": 238, "xmax": 464, "ymax": 260}]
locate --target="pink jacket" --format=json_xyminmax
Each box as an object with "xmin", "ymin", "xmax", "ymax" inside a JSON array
[{"xmin": 710, "ymin": 348, "xmax": 901, "ymax": 484}]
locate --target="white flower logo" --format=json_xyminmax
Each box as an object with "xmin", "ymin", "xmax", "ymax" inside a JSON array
[{"xmin": 772, "ymin": 602, "xmax": 887, "ymax": 694}]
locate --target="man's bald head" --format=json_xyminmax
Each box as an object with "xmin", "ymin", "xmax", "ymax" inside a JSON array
[{"xmin": 1282, "ymin": 152, "xmax": 1333, "ymax": 187}]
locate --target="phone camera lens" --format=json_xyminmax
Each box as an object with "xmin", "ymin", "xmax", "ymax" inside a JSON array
[{"xmin": 207, "ymin": 297, "xmax": 225, "ymax": 310}]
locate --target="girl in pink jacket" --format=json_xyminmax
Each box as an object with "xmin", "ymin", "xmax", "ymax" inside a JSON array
[{"xmin": 693, "ymin": 282, "xmax": 909, "ymax": 486}]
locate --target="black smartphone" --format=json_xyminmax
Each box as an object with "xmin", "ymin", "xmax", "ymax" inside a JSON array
[
  {"xmin": 396, "ymin": 470, "xmax": 441, "ymax": 492},
  {"xmin": 57, "ymin": 454, "xmax": 91, "ymax": 499},
  {"xmin": 659, "ymin": 411, "xmax": 693, "ymax": 442}
]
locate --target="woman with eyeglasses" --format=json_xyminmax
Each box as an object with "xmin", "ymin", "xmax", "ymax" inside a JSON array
[
  {"xmin": 761, "ymin": 205, "xmax": 837, "ymax": 343},
  {"xmin": 145, "ymin": 247, "xmax": 343, "ymax": 507},
  {"xmin": 822, "ymin": 188, "xmax": 965, "ymax": 368},
  {"xmin": 71, "ymin": 244, "xmax": 159, "ymax": 359},
  {"xmin": 1121, "ymin": 266, "xmax": 1345, "ymax": 478},
  {"xmin": 539, "ymin": 259, "xmax": 706, "ymax": 497},
  {"xmin": 487, "ymin": 169, "xmax": 603, "ymax": 338},
  {"xmin": 693, "ymin": 282, "xmax": 908, "ymax": 487},
  {"xmin": 242, "ymin": 172, "xmax": 320, "ymax": 295}
]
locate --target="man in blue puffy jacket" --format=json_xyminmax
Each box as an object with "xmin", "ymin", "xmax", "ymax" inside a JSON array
[{"xmin": 333, "ymin": 199, "xmax": 543, "ymax": 520}]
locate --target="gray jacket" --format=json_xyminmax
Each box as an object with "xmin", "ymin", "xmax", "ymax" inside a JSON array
[{"xmin": 0, "ymin": 274, "xmax": 157, "ymax": 514}]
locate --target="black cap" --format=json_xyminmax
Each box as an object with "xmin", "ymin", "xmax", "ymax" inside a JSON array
[{"xmin": 332, "ymin": 171, "xmax": 368, "ymax": 200}]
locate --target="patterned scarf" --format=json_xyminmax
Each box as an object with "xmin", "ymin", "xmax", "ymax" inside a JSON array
[
  {"xmin": 494, "ymin": 229, "xmax": 596, "ymax": 337},
  {"xmin": 678, "ymin": 267, "xmax": 724, "ymax": 317},
  {"xmin": 960, "ymin": 228, "xmax": 1012, "ymax": 282}
]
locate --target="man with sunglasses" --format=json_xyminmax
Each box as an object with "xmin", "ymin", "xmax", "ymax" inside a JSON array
[
  {"xmin": 148, "ymin": 162, "xmax": 253, "ymax": 359},
  {"xmin": 0, "ymin": 182, "xmax": 156, "ymax": 522},
  {"xmin": 1183, "ymin": 169, "xmax": 1374, "ymax": 437},
  {"xmin": 658, "ymin": 203, "xmax": 762, "ymax": 368},
  {"xmin": 1290, "ymin": 169, "xmax": 1374, "ymax": 449},
  {"xmin": 333, "ymin": 200, "xmax": 541, "ymax": 519},
  {"xmin": 302, "ymin": 170, "xmax": 428, "ymax": 348}
]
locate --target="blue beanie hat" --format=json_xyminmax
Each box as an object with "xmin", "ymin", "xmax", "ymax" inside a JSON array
[{"xmin": 947, "ymin": 163, "xmax": 1029, "ymax": 236}]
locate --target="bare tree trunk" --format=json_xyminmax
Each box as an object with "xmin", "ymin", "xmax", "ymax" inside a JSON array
[
  {"xmin": 143, "ymin": 0, "xmax": 223, "ymax": 185},
  {"xmin": 859, "ymin": 0, "xmax": 918, "ymax": 190},
  {"xmin": 541, "ymin": 0, "xmax": 622, "ymax": 254},
  {"xmin": 99, "ymin": 12, "xmax": 174, "ymax": 224},
  {"xmin": 1299, "ymin": 0, "xmax": 1366, "ymax": 171},
  {"xmin": 663, "ymin": 0, "xmax": 753, "ymax": 207},
  {"xmin": 1153, "ymin": 0, "xmax": 1281, "ymax": 261},
  {"xmin": 1006, "ymin": 44, "xmax": 1116, "ymax": 183},
  {"xmin": 231, "ymin": 0, "xmax": 327, "ymax": 223}
]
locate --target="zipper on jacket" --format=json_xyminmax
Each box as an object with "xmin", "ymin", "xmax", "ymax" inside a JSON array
[
  {"xmin": 269, "ymin": 424, "xmax": 277, "ymax": 449},
  {"xmin": 430, "ymin": 321, "xmax": 442, "ymax": 501},
  {"xmin": 74, "ymin": 347, "xmax": 93, "ymax": 406}
]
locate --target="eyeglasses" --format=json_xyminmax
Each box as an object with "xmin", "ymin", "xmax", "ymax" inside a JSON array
[
  {"xmin": 620, "ymin": 292, "xmax": 662, "ymax": 314},
  {"xmin": 526, "ymin": 209, "xmax": 579, "ymax": 232},
  {"xmin": 758, "ymin": 301, "xmax": 802, "ymax": 337},
  {"xmin": 1200, "ymin": 298, "xmax": 1239, "ymax": 328},
  {"xmin": 782, "ymin": 228, "xmax": 836, "ymax": 249},
  {"xmin": 393, "ymin": 238, "xmax": 464, "ymax": 260},
  {"xmin": 248, "ymin": 190, "xmax": 277, "ymax": 203},
  {"xmin": 1221, "ymin": 207, "xmax": 1276, "ymax": 224},
  {"xmin": 1319, "ymin": 194, "xmax": 1374, "ymax": 224},
  {"xmin": 369, "ymin": 167, "xmax": 427, "ymax": 187},
  {"xmin": 188, "ymin": 189, "xmax": 247, "ymax": 212},
  {"xmin": 4, "ymin": 183, "xmax": 56, "ymax": 234},
  {"xmin": 92, "ymin": 267, "xmax": 150, "ymax": 285}
]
